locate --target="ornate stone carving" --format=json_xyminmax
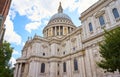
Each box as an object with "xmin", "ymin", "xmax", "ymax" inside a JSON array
[{"xmin": 95, "ymin": 10, "xmax": 105, "ymax": 18}]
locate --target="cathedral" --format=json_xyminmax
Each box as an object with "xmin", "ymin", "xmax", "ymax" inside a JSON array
[{"xmin": 14, "ymin": 0, "xmax": 120, "ymax": 77}]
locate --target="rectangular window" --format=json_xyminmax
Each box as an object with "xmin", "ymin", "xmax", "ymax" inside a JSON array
[
  {"xmin": 63, "ymin": 62, "xmax": 66, "ymax": 72},
  {"xmin": 112, "ymin": 8, "xmax": 120, "ymax": 19},
  {"xmin": 89, "ymin": 23, "xmax": 93, "ymax": 32},
  {"xmin": 41, "ymin": 63, "xmax": 45, "ymax": 73},
  {"xmin": 99, "ymin": 16, "xmax": 105, "ymax": 26},
  {"xmin": 74, "ymin": 59, "xmax": 78, "ymax": 71}
]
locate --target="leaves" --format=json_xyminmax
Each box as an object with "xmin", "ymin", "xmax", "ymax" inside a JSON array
[
  {"xmin": 0, "ymin": 41, "xmax": 13, "ymax": 77},
  {"xmin": 98, "ymin": 27, "xmax": 120, "ymax": 73}
]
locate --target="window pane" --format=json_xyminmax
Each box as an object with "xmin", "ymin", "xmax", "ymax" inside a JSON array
[
  {"xmin": 112, "ymin": 8, "xmax": 120, "ymax": 19},
  {"xmin": 99, "ymin": 16, "xmax": 105, "ymax": 26},
  {"xmin": 63, "ymin": 62, "xmax": 66, "ymax": 72},
  {"xmin": 89, "ymin": 23, "xmax": 93, "ymax": 32},
  {"xmin": 74, "ymin": 59, "xmax": 78, "ymax": 71},
  {"xmin": 41, "ymin": 63, "xmax": 45, "ymax": 73}
]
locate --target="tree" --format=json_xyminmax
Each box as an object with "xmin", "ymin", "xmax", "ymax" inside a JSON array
[
  {"xmin": 97, "ymin": 27, "xmax": 120, "ymax": 73},
  {"xmin": 0, "ymin": 41, "xmax": 13, "ymax": 77}
]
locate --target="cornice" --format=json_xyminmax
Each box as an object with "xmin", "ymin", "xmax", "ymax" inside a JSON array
[
  {"xmin": 43, "ymin": 18, "xmax": 75, "ymax": 31},
  {"xmin": 23, "ymin": 35, "xmax": 49, "ymax": 49},
  {"xmin": 17, "ymin": 48, "xmax": 85, "ymax": 63},
  {"xmin": 95, "ymin": 10, "xmax": 105, "ymax": 18},
  {"xmin": 43, "ymin": 23, "xmax": 76, "ymax": 31},
  {"xmin": 82, "ymin": 31, "xmax": 104, "ymax": 44},
  {"xmin": 62, "ymin": 26, "xmax": 82, "ymax": 41},
  {"xmin": 82, "ymin": 24, "xmax": 120, "ymax": 44},
  {"xmin": 16, "ymin": 57, "xmax": 27, "ymax": 63},
  {"xmin": 80, "ymin": 0, "xmax": 113, "ymax": 22},
  {"xmin": 48, "ymin": 38, "xmax": 61, "ymax": 44}
]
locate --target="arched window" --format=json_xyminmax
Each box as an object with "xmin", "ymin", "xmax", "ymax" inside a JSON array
[
  {"xmin": 41, "ymin": 63, "xmax": 45, "ymax": 73},
  {"xmin": 112, "ymin": 8, "xmax": 120, "ymax": 19},
  {"xmin": 63, "ymin": 62, "xmax": 66, "ymax": 72},
  {"xmin": 74, "ymin": 58, "xmax": 78, "ymax": 71},
  {"xmin": 89, "ymin": 23, "xmax": 93, "ymax": 32},
  {"xmin": 99, "ymin": 16, "xmax": 105, "ymax": 26}
]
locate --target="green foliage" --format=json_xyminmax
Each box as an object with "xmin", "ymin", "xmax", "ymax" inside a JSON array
[
  {"xmin": 0, "ymin": 41, "xmax": 13, "ymax": 77},
  {"xmin": 97, "ymin": 27, "xmax": 120, "ymax": 72}
]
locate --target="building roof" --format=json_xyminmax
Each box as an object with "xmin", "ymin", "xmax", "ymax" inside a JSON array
[
  {"xmin": 49, "ymin": 2, "xmax": 72, "ymax": 22},
  {"xmin": 50, "ymin": 13, "xmax": 71, "ymax": 21}
]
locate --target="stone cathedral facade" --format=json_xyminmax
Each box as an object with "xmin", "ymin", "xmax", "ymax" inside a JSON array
[{"xmin": 14, "ymin": 0, "xmax": 120, "ymax": 77}]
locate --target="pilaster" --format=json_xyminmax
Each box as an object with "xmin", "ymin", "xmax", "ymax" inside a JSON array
[
  {"xmin": 18, "ymin": 63, "xmax": 22, "ymax": 77},
  {"xmin": 14, "ymin": 64, "xmax": 19, "ymax": 77}
]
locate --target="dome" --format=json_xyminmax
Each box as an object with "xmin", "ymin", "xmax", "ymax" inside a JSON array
[
  {"xmin": 43, "ymin": 2, "xmax": 76, "ymax": 38},
  {"xmin": 50, "ymin": 13, "xmax": 71, "ymax": 21}
]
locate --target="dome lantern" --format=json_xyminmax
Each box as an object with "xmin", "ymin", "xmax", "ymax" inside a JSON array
[{"xmin": 58, "ymin": 2, "xmax": 63, "ymax": 13}]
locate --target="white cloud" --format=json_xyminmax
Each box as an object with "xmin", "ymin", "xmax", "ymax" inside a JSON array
[
  {"xmin": 10, "ymin": 0, "xmax": 98, "ymax": 33},
  {"xmin": 77, "ymin": 0, "xmax": 99, "ymax": 14},
  {"xmin": 12, "ymin": 50, "xmax": 20, "ymax": 55},
  {"xmin": 43, "ymin": 20, "xmax": 49, "ymax": 25},
  {"xmin": 10, "ymin": 50, "xmax": 21, "ymax": 67},
  {"xmin": 4, "ymin": 14, "xmax": 22, "ymax": 45},
  {"xmin": 25, "ymin": 21, "xmax": 41, "ymax": 33},
  {"xmin": 9, "ymin": 57, "xmax": 16, "ymax": 67},
  {"xmin": 22, "ymin": 42, "xmax": 25, "ymax": 47}
]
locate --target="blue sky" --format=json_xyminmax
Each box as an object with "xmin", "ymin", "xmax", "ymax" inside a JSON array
[{"xmin": 4, "ymin": 0, "xmax": 98, "ymax": 66}]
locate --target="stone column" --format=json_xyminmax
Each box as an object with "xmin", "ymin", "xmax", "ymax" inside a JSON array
[
  {"xmin": 70, "ymin": 28, "xmax": 72, "ymax": 33},
  {"xmin": 35, "ymin": 62, "xmax": 39, "ymax": 77},
  {"xmin": 59, "ymin": 26, "xmax": 60, "ymax": 35},
  {"xmin": 63, "ymin": 27, "xmax": 65, "ymax": 35},
  {"xmin": 62, "ymin": 26, "xmax": 63, "ymax": 35},
  {"xmin": 55, "ymin": 27, "xmax": 57, "ymax": 36},
  {"xmin": 46, "ymin": 29, "xmax": 48, "ymax": 37},
  {"xmin": 68, "ymin": 60, "xmax": 72, "ymax": 77},
  {"xmin": 84, "ymin": 48, "xmax": 92, "ymax": 77},
  {"xmin": 14, "ymin": 64, "xmax": 19, "ymax": 77},
  {"xmin": 89, "ymin": 48, "xmax": 97, "ymax": 77},
  {"xmin": 46, "ymin": 30, "xmax": 47, "ymax": 37},
  {"xmin": 50, "ymin": 62, "xmax": 57, "ymax": 77},
  {"xmin": 51, "ymin": 28, "xmax": 53, "ymax": 36},
  {"xmin": 18, "ymin": 63, "xmax": 22, "ymax": 77},
  {"xmin": 81, "ymin": 56, "xmax": 86, "ymax": 77}
]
